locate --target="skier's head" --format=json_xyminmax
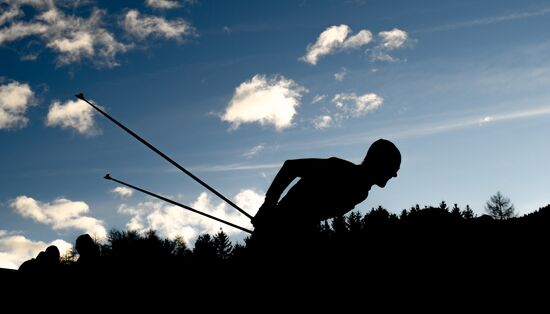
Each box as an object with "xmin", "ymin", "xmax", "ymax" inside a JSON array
[{"xmin": 362, "ymin": 139, "xmax": 401, "ymax": 187}]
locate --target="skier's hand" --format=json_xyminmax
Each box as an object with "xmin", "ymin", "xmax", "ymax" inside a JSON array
[{"xmin": 251, "ymin": 202, "xmax": 275, "ymax": 227}]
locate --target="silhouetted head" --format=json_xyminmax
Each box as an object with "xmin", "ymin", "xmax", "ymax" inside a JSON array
[
  {"xmin": 75, "ymin": 234, "xmax": 99, "ymax": 259},
  {"xmin": 36, "ymin": 251, "xmax": 46, "ymax": 262},
  {"xmin": 361, "ymin": 139, "xmax": 401, "ymax": 187},
  {"xmin": 45, "ymin": 245, "xmax": 60, "ymax": 264}
]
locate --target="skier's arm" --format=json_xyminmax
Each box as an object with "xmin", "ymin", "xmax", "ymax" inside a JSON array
[{"xmin": 262, "ymin": 158, "xmax": 325, "ymax": 206}]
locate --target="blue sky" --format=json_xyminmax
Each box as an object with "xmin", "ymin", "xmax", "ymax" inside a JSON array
[{"xmin": 2, "ymin": 0, "xmax": 550, "ymax": 269}]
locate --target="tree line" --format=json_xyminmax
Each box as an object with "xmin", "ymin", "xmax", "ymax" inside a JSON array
[{"xmin": 5, "ymin": 191, "xmax": 549, "ymax": 293}]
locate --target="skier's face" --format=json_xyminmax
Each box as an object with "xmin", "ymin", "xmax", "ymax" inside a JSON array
[{"xmin": 374, "ymin": 164, "xmax": 399, "ymax": 188}]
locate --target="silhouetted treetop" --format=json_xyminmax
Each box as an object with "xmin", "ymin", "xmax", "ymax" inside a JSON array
[
  {"xmin": 485, "ymin": 191, "xmax": 515, "ymax": 220},
  {"xmin": 213, "ymin": 229, "xmax": 233, "ymax": 260}
]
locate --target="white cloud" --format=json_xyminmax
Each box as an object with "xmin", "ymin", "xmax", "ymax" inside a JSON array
[
  {"xmin": 1, "ymin": 1, "xmax": 198, "ymax": 67},
  {"xmin": 222, "ymin": 74, "xmax": 307, "ymax": 130},
  {"xmin": 243, "ymin": 143, "xmax": 265, "ymax": 158},
  {"xmin": 111, "ymin": 186, "xmax": 134, "ymax": 198},
  {"xmin": 313, "ymin": 92, "xmax": 382, "ymax": 128},
  {"xmin": 0, "ymin": 3, "xmax": 130, "ymax": 67},
  {"xmin": 47, "ymin": 31, "xmax": 94, "ymax": 63},
  {"xmin": 118, "ymin": 190, "xmax": 264, "ymax": 245},
  {"xmin": 0, "ymin": 6, "xmax": 23, "ymax": 26},
  {"xmin": 45, "ymin": 98, "xmax": 99, "ymax": 135},
  {"xmin": 0, "ymin": 22, "xmax": 49, "ymax": 44},
  {"xmin": 0, "ymin": 231, "xmax": 72, "ymax": 269},
  {"xmin": 301, "ymin": 25, "xmax": 349, "ymax": 65},
  {"xmin": 332, "ymin": 92, "xmax": 383, "ymax": 117},
  {"xmin": 311, "ymin": 94, "xmax": 326, "ymax": 104},
  {"xmin": 37, "ymin": 7, "xmax": 131, "ymax": 67},
  {"xmin": 313, "ymin": 115, "xmax": 333, "ymax": 129},
  {"xmin": 234, "ymin": 189, "xmax": 264, "ymax": 215},
  {"xmin": 342, "ymin": 29, "xmax": 373, "ymax": 49},
  {"xmin": 369, "ymin": 50, "xmax": 399, "ymax": 62},
  {"xmin": 369, "ymin": 28, "xmax": 410, "ymax": 62},
  {"xmin": 122, "ymin": 9, "xmax": 196, "ymax": 41},
  {"xmin": 145, "ymin": 0, "xmax": 181, "ymax": 9},
  {"xmin": 0, "ymin": 80, "xmax": 36, "ymax": 130},
  {"xmin": 301, "ymin": 25, "xmax": 373, "ymax": 65},
  {"xmin": 334, "ymin": 68, "xmax": 348, "ymax": 81},
  {"xmin": 379, "ymin": 28, "xmax": 408, "ymax": 49},
  {"xmin": 10, "ymin": 196, "xmax": 107, "ymax": 240}
]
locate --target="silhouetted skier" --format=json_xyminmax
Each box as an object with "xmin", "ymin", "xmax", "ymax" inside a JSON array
[
  {"xmin": 43, "ymin": 245, "xmax": 61, "ymax": 272},
  {"xmin": 18, "ymin": 245, "xmax": 60, "ymax": 275},
  {"xmin": 75, "ymin": 234, "xmax": 100, "ymax": 272},
  {"xmin": 18, "ymin": 252, "xmax": 44, "ymax": 274},
  {"xmin": 251, "ymin": 138, "xmax": 401, "ymax": 253}
]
